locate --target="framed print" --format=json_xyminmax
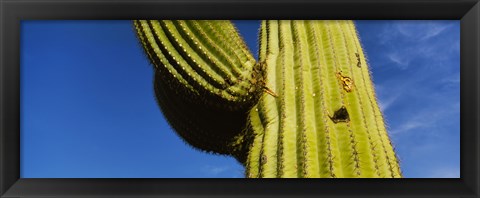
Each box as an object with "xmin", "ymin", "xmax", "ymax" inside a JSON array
[{"xmin": 1, "ymin": 0, "xmax": 479, "ymax": 197}]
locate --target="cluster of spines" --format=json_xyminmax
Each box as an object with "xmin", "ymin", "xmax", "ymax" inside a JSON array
[{"xmin": 245, "ymin": 20, "xmax": 401, "ymax": 178}]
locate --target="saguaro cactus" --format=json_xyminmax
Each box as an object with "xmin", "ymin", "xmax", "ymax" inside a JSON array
[{"xmin": 134, "ymin": 20, "xmax": 401, "ymax": 178}]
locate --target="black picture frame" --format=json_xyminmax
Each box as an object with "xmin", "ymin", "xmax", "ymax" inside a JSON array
[{"xmin": 1, "ymin": 0, "xmax": 479, "ymax": 197}]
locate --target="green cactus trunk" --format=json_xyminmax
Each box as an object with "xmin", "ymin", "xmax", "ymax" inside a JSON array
[{"xmin": 134, "ymin": 20, "xmax": 401, "ymax": 178}]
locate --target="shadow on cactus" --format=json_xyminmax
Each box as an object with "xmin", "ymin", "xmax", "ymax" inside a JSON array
[{"xmin": 133, "ymin": 20, "xmax": 402, "ymax": 178}]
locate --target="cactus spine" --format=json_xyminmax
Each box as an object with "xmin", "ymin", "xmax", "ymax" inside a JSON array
[{"xmin": 134, "ymin": 20, "xmax": 401, "ymax": 178}]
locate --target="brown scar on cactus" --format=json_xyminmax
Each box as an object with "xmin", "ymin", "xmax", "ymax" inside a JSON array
[
  {"xmin": 329, "ymin": 106, "xmax": 350, "ymax": 123},
  {"xmin": 355, "ymin": 52, "xmax": 361, "ymax": 68}
]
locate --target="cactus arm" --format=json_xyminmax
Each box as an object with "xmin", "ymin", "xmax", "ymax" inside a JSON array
[{"xmin": 134, "ymin": 20, "xmax": 265, "ymax": 155}]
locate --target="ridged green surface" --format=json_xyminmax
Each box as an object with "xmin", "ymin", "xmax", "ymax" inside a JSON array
[
  {"xmin": 134, "ymin": 20, "xmax": 262, "ymax": 110},
  {"xmin": 134, "ymin": 20, "xmax": 401, "ymax": 178},
  {"xmin": 245, "ymin": 20, "xmax": 401, "ymax": 178}
]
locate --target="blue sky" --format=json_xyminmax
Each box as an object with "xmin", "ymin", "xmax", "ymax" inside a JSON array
[{"xmin": 20, "ymin": 20, "xmax": 459, "ymax": 178}]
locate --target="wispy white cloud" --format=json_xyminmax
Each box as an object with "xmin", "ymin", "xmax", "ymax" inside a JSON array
[
  {"xmin": 377, "ymin": 98, "xmax": 394, "ymax": 113},
  {"xmin": 385, "ymin": 44, "xmax": 449, "ymax": 70},
  {"xmin": 394, "ymin": 21, "xmax": 452, "ymax": 41},
  {"xmin": 390, "ymin": 121, "xmax": 426, "ymax": 135},
  {"xmin": 420, "ymin": 26, "xmax": 449, "ymax": 40},
  {"xmin": 376, "ymin": 84, "xmax": 403, "ymax": 112},
  {"xmin": 386, "ymin": 52, "xmax": 410, "ymax": 69},
  {"xmin": 377, "ymin": 77, "xmax": 459, "ymax": 136},
  {"xmin": 376, "ymin": 21, "xmax": 452, "ymax": 45},
  {"xmin": 374, "ymin": 21, "xmax": 457, "ymax": 70},
  {"xmin": 389, "ymin": 102, "xmax": 459, "ymax": 135}
]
